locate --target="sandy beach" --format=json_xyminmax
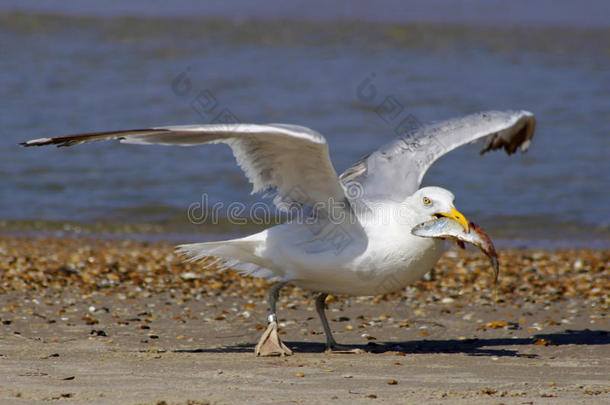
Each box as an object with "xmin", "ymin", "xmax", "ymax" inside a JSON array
[
  {"xmin": 3, "ymin": 2, "xmax": 610, "ymax": 403},
  {"xmin": 0, "ymin": 236, "xmax": 607, "ymax": 404}
]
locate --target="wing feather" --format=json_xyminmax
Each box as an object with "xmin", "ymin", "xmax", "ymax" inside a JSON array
[
  {"xmin": 22, "ymin": 123, "xmax": 346, "ymax": 208},
  {"xmin": 340, "ymin": 110, "xmax": 535, "ymax": 203}
]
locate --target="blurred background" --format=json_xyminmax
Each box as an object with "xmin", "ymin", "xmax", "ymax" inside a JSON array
[{"xmin": 1, "ymin": 0, "xmax": 609, "ymax": 247}]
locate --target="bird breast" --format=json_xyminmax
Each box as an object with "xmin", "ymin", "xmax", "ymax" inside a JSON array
[{"xmin": 288, "ymin": 231, "xmax": 445, "ymax": 296}]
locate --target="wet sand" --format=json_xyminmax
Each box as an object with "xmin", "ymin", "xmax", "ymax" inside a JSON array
[{"xmin": 0, "ymin": 236, "xmax": 608, "ymax": 404}]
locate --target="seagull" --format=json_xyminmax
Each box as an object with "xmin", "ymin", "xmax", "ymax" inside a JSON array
[{"xmin": 22, "ymin": 110, "xmax": 535, "ymax": 356}]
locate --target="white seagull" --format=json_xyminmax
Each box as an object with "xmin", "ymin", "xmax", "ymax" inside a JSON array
[{"xmin": 22, "ymin": 110, "xmax": 535, "ymax": 356}]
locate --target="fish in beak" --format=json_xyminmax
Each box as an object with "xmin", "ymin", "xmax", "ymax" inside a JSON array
[
  {"xmin": 435, "ymin": 206, "xmax": 469, "ymax": 233},
  {"xmin": 411, "ymin": 217, "xmax": 499, "ymax": 285}
]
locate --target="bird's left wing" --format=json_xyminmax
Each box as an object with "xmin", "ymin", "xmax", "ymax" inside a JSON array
[
  {"xmin": 340, "ymin": 110, "xmax": 535, "ymax": 204},
  {"xmin": 22, "ymin": 123, "xmax": 347, "ymax": 208}
]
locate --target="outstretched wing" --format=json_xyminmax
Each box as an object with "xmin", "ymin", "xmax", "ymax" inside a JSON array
[
  {"xmin": 340, "ymin": 110, "xmax": 535, "ymax": 204},
  {"xmin": 22, "ymin": 123, "xmax": 347, "ymax": 208}
]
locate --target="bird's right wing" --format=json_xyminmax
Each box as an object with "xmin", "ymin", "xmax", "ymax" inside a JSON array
[{"xmin": 22, "ymin": 123, "xmax": 348, "ymax": 209}]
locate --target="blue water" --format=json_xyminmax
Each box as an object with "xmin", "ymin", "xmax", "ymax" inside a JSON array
[{"xmin": 1, "ymin": 2, "xmax": 609, "ymax": 247}]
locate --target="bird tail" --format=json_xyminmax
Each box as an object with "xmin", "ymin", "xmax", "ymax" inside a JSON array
[{"xmin": 176, "ymin": 233, "xmax": 280, "ymax": 280}]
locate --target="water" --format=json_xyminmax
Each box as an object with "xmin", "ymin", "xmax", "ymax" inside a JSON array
[{"xmin": 1, "ymin": 3, "xmax": 609, "ymax": 247}]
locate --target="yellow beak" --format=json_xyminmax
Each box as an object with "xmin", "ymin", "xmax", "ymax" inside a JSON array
[{"xmin": 436, "ymin": 207, "xmax": 469, "ymax": 233}]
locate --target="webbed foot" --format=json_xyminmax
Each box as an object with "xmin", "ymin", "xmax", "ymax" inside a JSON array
[{"xmin": 254, "ymin": 321, "xmax": 293, "ymax": 357}]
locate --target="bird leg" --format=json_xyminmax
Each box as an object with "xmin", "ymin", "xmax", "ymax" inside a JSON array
[
  {"xmin": 315, "ymin": 293, "xmax": 363, "ymax": 353},
  {"xmin": 255, "ymin": 281, "xmax": 292, "ymax": 356}
]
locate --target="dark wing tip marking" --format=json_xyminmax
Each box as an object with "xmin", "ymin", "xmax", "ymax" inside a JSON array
[
  {"xmin": 479, "ymin": 113, "xmax": 536, "ymax": 156},
  {"xmin": 20, "ymin": 128, "xmax": 168, "ymax": 148}
]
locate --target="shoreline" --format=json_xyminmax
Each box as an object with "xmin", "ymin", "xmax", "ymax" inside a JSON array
[
  {"xmin": 2, "ymin": 222, "xmax": 609, "ymax": 250},
  {"xmin": 0, "ymin": 236, "xmax": 608, "ymax": 404}
]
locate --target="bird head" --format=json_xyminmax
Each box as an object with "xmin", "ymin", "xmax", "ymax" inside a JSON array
[{"xmin": 409, "ymin": 186, "xmax": 469, "ymax": 232}]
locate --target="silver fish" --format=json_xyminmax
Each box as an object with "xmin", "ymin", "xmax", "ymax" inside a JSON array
[{"xmin": 411, "ymin": 217, "xmax": 499, "ymax": 284}]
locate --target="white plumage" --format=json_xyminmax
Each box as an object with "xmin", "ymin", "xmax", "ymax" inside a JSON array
[{"xmin": 22, "ymin": 110, "xmax": 536, "ymax": 355}]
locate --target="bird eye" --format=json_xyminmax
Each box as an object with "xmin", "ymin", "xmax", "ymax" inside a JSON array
[{"xmin": 422, "ymin": 197, "xmax": 431, "ymax": 206}]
